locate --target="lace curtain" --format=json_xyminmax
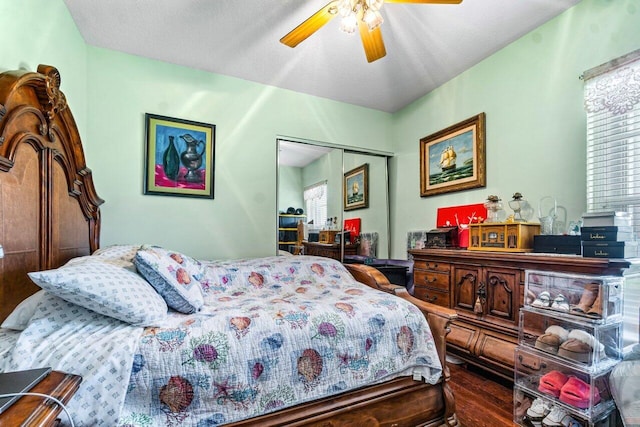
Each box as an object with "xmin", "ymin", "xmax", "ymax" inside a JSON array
[{"xmin": 583, "ymin": 49, "xmax": 640, "ymax": 115}]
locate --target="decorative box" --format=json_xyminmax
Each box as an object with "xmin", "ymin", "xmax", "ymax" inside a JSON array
[
  {"xmin": 582, "ymin": 241, "xmax": 638, "ymax": 259},
  {"xmin": 582, "ymin": 211, "xmax": 631, "ymax": 228},
  {"xmin": 533, "ymin": 235, "xmax": 582, "ymax": 255},
  {"xmin": 580, "ymin": 226, "xmax": 633, "ymax": 242},
  {"xmin": 425, "ymin": 227, "xmax": 458, "ymax": 248},
  {"xmin": 467, "ymin": 222, "xmax": 540, "ymax": 252},
  {"xmin": 319, "ymin": 230, "xmax": 338, "ymax": 243}
]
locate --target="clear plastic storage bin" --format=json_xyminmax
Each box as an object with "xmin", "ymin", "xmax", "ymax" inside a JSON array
[
  {"xmin": 524, "ymin": 270, "xmax": 623, "ymax": 323},
  {"xmin": 519, "ymin": 307, "xmax": 622, "ymax": 371},
  {"xmin": 514, "ymin": 347, "xmax": 615, "ymax": 421},
  {"xmin": 514, "ymin": 387, "xmax": 620, "ymax": 427}
]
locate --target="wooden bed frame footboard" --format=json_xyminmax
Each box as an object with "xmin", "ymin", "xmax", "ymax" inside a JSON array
[{"xmin": 228, "ymin": 264, "xmax": 459, "ymax": 426}]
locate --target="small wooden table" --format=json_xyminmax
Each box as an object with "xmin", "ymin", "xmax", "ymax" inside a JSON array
[{"xmin": 0, "ymin": 371, "xmax": 82, "ymax": 427}]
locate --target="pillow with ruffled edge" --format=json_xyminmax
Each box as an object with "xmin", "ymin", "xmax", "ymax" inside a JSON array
[
  {"xmin": 134, "ymin": 245, "xmax": 204, "ymax": 314},
  {"xmin": 28, "ymin": 257, "xmax": 168, "ymax": 326},
  {"xmin": 1, "ymin": 290, "xmax": 46, "ymax": 331}
]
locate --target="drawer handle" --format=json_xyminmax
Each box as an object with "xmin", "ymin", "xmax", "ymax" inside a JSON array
[
  {"xmin": 423, "ymin": 276, "xmax": 437, "ymax": 284},
  {"xmin": 428, "ymin": 263, "xmax": 439, "ymax": 269},
  {"xmin": 518, "ymin": 354, "xmax": 546, "ymax": 371},
  {"xmin": 424, "ymin": 294, "xmax": 438, "ymax": 303}
]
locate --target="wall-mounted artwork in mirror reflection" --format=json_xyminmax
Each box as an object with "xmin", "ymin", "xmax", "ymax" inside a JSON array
[
  {"xmin": 344, "ymin": 164, "xmax": 369, "ymax": 211},
  {"xmin": 419, "ymin": 113, "xmax": 486, "ymax": 197},
  {"xmin": 144, "ymin": 113, "xmax": 215, "ymax": 199}
]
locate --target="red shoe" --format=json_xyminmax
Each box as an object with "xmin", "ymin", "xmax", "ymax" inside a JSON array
[
  {"xmin": 559, "ymin": 376, "xmax": 601, "ymax": 408},
  {"xmin": 538, "ymin": 370, "xmax": 569, "ymax": 397}
]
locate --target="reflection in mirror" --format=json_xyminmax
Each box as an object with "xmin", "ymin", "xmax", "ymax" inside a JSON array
[
  {"xmin": 277, "ymin": 138, "xmax": 390, "ymax": 263},
  {"xmin": 277, "ymin": 140, "xmax": 343, "ymax": 259},
  {"xmin": 343, "ymin": 152, "xmax": 389, "ymax": 259}
]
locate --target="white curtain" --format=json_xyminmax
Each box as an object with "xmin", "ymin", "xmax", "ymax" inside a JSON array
[{"xmin": 304, "ymin": 181, "xmax": 327, "ymax": 229}]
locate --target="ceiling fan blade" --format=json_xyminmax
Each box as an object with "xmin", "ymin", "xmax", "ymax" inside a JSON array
[
  {"xmin": 280, "ymin": 1, "xmax": 339, "ymax": 48},
  {"xmin": 384, "ymin": 0, "xmax": 462, "ymax": 4},
  {"xmin": 358, "ymin": 20, "xmax": 386, "ymax": 63}
]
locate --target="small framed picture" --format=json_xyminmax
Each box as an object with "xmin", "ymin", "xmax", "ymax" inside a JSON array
[
  {"xmin": 344, "ymin": 164, "xmax": 369, "ymax": 211},
  {"xmin": 144, "ymin": 113, "xmax": 215, "ymax": 199}
]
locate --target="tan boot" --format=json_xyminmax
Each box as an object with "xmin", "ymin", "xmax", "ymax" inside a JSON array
[
  {"xmin": 570, "ymin": 283, "xmax": 600, "ymax": 314},
  {"xmin": 587, "ymin": 287, "xmax": 603, "ymax": 318}
]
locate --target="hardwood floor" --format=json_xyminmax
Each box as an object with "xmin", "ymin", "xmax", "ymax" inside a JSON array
[{"xmin": 448, "ymin": 362, "xmax": 517, "ymax": 427}]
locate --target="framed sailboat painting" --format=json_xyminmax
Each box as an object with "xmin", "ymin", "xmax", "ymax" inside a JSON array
[{"xmin": 419, "ymin": 113, "xmax": 486, "ymax": 197}]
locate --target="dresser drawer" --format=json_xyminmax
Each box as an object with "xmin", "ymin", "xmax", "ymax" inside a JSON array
[
  {"xmin": 413, "ymin": 285, "xmax": 450, "ymax": 308},
  {"xmin": 413, "ymin": 260, "xmax": 451, "ymax": 273},
  {"xmin": 413, "ymin": 270, "xmax": 450, "ymax": 291}
]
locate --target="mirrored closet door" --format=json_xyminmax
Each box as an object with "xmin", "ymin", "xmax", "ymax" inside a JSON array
[{"xmin": 276, "ymin": 137, "xmax": 391, "ymax": 262}]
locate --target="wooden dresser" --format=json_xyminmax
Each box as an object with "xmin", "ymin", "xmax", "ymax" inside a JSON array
[
  {"xmin": 0, "ymin": 371, "xmax": 81, "ymax": 426},
  {"xmin": 409, "ymin": 249, "xmax": 631, "ymax": 380},
  {"xmin": 302, "ymin": 242, "xmax": 358, "ymax": 260}
]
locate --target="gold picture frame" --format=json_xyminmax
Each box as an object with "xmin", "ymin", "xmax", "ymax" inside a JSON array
[
  {"xmin": 420, "ymin": 113, "xmax": 486, "ymax": 197},
  {"xmin": 344, "ymin": 164, "xmax": 369, "ymax": 211},
  {"xmin": 143, "ymin": 113, "xmax": 215, "ymax": 199}
]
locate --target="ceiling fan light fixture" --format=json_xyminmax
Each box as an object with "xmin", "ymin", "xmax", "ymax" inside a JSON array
[
  {"xmin": 337, "ymin": 0, "xmax": 357, "ymax": 17},
  {"xmin": 281, "ymin": 0, "xmax": 462, "ymax": 63},
  {"xmin": 340, "ymin": 13, "xmax": 358, "ymax": 34},
  {"xmin": 363, "ymin": 8, "xmax": 383, "ymax": 31},
  {"xmin": 366, "ymin": 0, "xmax": 384, "ymax": 10}
]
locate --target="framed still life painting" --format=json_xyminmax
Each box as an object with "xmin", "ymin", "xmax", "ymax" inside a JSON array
[
  {"xmin": 144, "ymin": 113, "xmax": 215, "ymax": 199},
  {"xmin": 344, "ymin": 163, "xmax": 369, "ymax": 211},
  {"xmin": 419, "ymin": 113, "xmax": 486, "ymax": 197}
]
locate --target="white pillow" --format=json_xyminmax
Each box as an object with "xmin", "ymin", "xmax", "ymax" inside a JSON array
[
  {"xmin": 1, "ymin": 290, "xmax": 46, "ymax": 331},
  {"xmin": 134, "ymin": 245, "xmax": 204, "ymax": 314},
  {"xmin": 28, "ymin": 257, "xmax": 168, "ymax": 326},
  {"xmin": 92, "ymin": 244, "xmax": 142, "ymax": 262}
]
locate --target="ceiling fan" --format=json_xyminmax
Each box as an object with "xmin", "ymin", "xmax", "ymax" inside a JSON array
[{"xmin": 280, "ymin": 0, "xmax": 463, "ymax": 63}]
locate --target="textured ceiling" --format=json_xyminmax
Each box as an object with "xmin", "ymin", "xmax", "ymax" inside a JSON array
[{"xmin": 63, "ymin": 0, "xmax": 581, "ymax": 113}]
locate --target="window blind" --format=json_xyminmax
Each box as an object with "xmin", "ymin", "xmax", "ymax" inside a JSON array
[
  {"xmin": 583, "ymin": 49, "xmax": 640, "ymax": 349},
  {"xmin": 304, "ymin": 181, "xmax": 327, "ymax": 229}
]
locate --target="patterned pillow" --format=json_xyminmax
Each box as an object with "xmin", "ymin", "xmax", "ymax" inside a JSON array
[
  {"xmin": 134, "ymin": 245, "xmax": 204, "ymax": 314},
  {"xmin": 28, "ymin": 258, "xmax": 168, "ymax": 326},
  {"xmin": 92, "ymin": 244, "xmax": 142, "ymax": 262}
]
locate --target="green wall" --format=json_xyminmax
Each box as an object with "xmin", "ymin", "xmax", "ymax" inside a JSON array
[
  {"xmin": 84, "ymin": 49, "xmax": 392, "ymax": 260},
  {"xmin": 0, "ymin": 0, "xmax": 87, "ymax": 136},
  {"xmin": 389, "ymin": 0, "xmax": 640, "ymax": 257},
  {"xmin": 278, "ymin": 166, "xmax": 304, "ymax": 213},
  {"xmin": 2, "ymin": 0, "xmax": 639, "ymax": 261}
]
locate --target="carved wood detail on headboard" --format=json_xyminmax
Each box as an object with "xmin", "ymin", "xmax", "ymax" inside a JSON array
[{"xmin": 0, "ymin": 64, "xmax": 104, "ymax": 321}]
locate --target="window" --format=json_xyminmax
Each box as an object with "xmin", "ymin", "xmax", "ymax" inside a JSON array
[
  {"xmin": 584, "ymin": 50, "xmax": 640, "ymax": 235},
  {"xmin": 304, "ymin": 181, "xmax": 327, "ymax": 229},
  {"xmin": 583, "ymin": 49, "xmax": 640, "ymax": 349}
]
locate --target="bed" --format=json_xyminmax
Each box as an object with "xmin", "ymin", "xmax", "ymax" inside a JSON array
[{"xmin": 0, "ymin": 65, "xmax": 459, "ymax": 426}]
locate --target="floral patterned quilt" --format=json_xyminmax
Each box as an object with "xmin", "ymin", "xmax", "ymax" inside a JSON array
[{"xmin": 118, "ymin": 256, "xmax": 442, "ymax": 426}]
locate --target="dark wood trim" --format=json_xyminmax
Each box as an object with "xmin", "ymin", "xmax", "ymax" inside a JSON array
[{"xmin": 0, "ymin": 371, "xmax": 82, "ymax": 426}]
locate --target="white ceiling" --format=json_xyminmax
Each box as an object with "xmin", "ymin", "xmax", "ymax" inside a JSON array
[
  {"xmin": 62, "ymin": 0, "xmax": 581, "ymax": 114},
  {"xmin": 278, "ymin": 140, "xmax": 334, "ymax": 167}
]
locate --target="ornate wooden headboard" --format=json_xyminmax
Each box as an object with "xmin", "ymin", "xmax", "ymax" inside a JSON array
[{"xmin": 0, "ymin": 64, "xmax": 103, "ymax": 321}]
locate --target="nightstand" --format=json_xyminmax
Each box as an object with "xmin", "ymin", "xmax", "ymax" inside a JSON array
[{"xmin": 0, "ymin": 371, "xmax": 82, "ymax": 426}]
